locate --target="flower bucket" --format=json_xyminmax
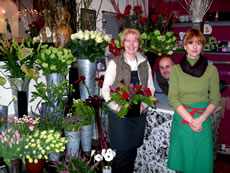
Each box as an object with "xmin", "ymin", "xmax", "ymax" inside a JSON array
[
  {"xmin": 7, "ymin": 158, "xmax": 22, "ymax": 173},
  {"xmin": 48, "ymin": 153, "xmax": 60, "ymax": 162},
  {"xmin": 77, "ymin": 59, "xmax": 96, "ymax": 100},
  {"xmin": 9, "ymin": 78, "xmax": 29, "ymax": 117},
  {"xmin": 17, "ymin": 91, "xmax": 28, "ymax": 118},
  {"xmin": 65, "ymin": 131, "xmax": 81, "ymax": 157},
  {"xmin": 102, "ymin": 166, "xmax": 112, "ymax": 173},
  {"xmin": 25, "ymin": 158, "xmax": 45, "ymax": 173},
  {"xmin": 80, "ymin": 124, "xmax": 93, "ymax": 152},
  {"xmin": 46, "ymin": 73, "xmax": 65, "ymax": 90},
  {"xmin": 0, "ymin": 105, "xmax": 8, "ymax": 133}
]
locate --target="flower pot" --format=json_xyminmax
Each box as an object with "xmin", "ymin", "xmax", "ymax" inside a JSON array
[
  {"xmin": 77, "ymin": 59, "xmax": 96, "ymax": 100},
  {"xmin": 80, "ymin": 124, "xmax": 93, "ymax": 152},
  {"xmin": 25, "ymin": 158, "xmax": 45, "ymax": 173},
  {"xmin": 7, "ymin": 158, "xmax": 22, "ymax": 173},
  {"xmin": 65, "ymin": 131, "xmax": 81, "ymax": 157},
  {"xmin": 102, "ymin": 166, "xmax": 112, "ymax": 173}
]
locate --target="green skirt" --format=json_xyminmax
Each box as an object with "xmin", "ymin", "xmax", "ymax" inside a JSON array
[{"xmin": 167, "ymin": 102, "xmax": 213, "ymax": 173}]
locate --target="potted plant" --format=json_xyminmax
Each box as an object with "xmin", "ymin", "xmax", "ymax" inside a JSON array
[
  {"xmin": 21, "ymin": 129, "xmax": 67, "ymax": 169},
  {"xmin": 72, "ymin": 98, "xmax": 95, "ymax": 153},
  {"xmin": 108, "ymin": 81, "xmax": 157, "ymax": 119},
  {"xmin": 67, "ymin": 30, "xmax": 111, "ymax": 99},
  {"xmin": 93, "ymin": 148, "xmax": 116, "ymax": 173},
  {"xmin": 8, "ymin": 114, "xmax": 40, "ymax": 136},
  {"xmin": 0, "ymin": 128, "xmax": 25, "ymax": 167},
  {"xmin": 63, "ymin": 113, "xmax": 84, "ymax": 157}
]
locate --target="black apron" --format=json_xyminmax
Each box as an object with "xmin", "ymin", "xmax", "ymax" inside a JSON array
[{"xmin": 109, "ymin": 71, "xmax": 147, "ymax": 151}]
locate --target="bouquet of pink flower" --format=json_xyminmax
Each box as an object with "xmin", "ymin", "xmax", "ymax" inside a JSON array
[
  {"xmin": 108, "ymin": 80, "xmax": 157, "ymax": 118},
  {"xmin": 0, "ymin": 128, "xmax": 25, "ymax": 166},
  {"xmin": 9, "ymin": 115, "xmax": 40, "ymax": 135}
]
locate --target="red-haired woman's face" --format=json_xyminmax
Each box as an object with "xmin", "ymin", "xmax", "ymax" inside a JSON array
[
  {"xmin": 124, "ymin": 33, "xmax": 139, "ymax": 56},
  {"xmin": 184, "ymin": 37, "xmax": 203, "ymax": 59}
]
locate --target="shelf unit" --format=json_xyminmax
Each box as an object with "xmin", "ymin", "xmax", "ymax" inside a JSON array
[{"xmin": 172, "ymin": 21, "xmax": 230, "ymax": 27}]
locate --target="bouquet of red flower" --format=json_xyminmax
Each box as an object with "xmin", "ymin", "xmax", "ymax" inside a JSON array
[{"xmin": 108, "ymin": 81, "xmax": 157, "ymax": 119}]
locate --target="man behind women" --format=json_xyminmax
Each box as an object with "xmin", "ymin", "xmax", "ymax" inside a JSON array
[
  {"xmin": 154, "ymin": 56, "xmax": 174, "ymax": 106},
  {"xmin": 102, "ymin": 28, "xmax": 155, "ymax": 173},
  {"xmin": 167, "ymin": 28, "xmax": 220, "ymax": 173}
]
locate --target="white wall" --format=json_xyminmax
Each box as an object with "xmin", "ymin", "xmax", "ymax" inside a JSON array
[{"xmin": 0, "ymin": 0, "xmax": 148, "ymax": 115}]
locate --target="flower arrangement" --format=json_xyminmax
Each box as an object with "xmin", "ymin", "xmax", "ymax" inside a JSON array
[
  {"xmin": 142, "ymin": 30, "xmax": 177, "ymax": 56},
  {"xmin": 93, "ymin": 148, "xmax": 116, "ymax": 170},
  {"xmin": 9, "ymin": 115, "xmax": 40, "ymax": 135},
  {"xmin": 22, "ymin": 130, "xmax": 67, "ymax": 163},
  {"xmin": 68, "ymin": 30, "xmax": 111, "ymax": 62},
  {"xmin": 71, "ymin": 99, "xmax": 94, "ymax": 126},
  {"xmin": 63, "ymin": 114, "xmax": 84, "ymax": 132},
  {"xmin": 32, "ymin": 104, "xmax": 64, "ymax": 132},
  {"xmin": 108, "ymin": 80, "xmax": 157, "ymax": 118},
  {"xmin": 37, "ymin": 45, "xmax": 76, "ymax": 75},
  {"xmin": 0, "ymin": 39, "xmax": 41, "ymax": 91},
  {"xmin": 0, "ymin": 128, "xmax": 25, "ymax": 166},
  {"xmin": 53, "ymin": 152, "xmax": 99, "ymax": 173}
]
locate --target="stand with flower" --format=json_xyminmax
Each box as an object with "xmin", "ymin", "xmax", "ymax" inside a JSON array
[{"xmin": 68, "ymin": 30, "xmax": 111, "ymax": 100}]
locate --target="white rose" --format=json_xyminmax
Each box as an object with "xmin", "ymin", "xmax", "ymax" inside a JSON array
[
  {"xmin": 76, "ymin": 30, "xmax": 84, "ymax": 40},
  {"xmin": 95, "ymin": 35, "xmax": 103, "ymax": 43},
  {"xmin": 103, "ymin": 34, "xmax": 111, "ymax": 43},
  {"xmin": 84, "ymin": 32, "xmax": 90, "ymax": 40},
  {"xmin": 90, "ymin": 32, "xmax": 96, "ymax": 39},
  {"xmin": 71, "ymin": 33, "xmax": 77, "ymax": 40}
]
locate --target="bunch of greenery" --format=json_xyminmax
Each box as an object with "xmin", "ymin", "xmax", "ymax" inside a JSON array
[
  {"xmin": 53, "ymin": 153, "xmax": 98, "ymax": 173},
  {"xmin": 71, "ymin": 99, "xmax": 94, "ymax": 126},
  {"xmin": 30, "ymin": 80, "xmax": 74, "ymax": 110},
  {"xmin": 37, "ymin": 45, "xmax": 76, "ymax": 75},
  {"xmin": 22, "ymin": 130, "xmax": 67, "ymax": 164},
  {"xmin": 63, "ymin": 113, "xmax": 84, "ymax": 132},
  {"xmin": 68, "ymin": 30, "xmax": 111, "ymax": 62},
  {"xmin": 0, "ymin": 128, "xmax": 25, "ymax": 166},
  {"xmin": 141, "ymin": 30, "xmax": 177, "ymax": 56}
]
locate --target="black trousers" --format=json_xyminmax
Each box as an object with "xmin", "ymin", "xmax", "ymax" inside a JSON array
[{"xmin": 112, "ymin": 148, "xmax": 137, "ymax": 173}]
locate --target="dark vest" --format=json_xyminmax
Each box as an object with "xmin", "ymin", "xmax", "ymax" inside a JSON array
[{"xmin": 112, "ymin": 54, "xmax": 149, "ymax": 87}]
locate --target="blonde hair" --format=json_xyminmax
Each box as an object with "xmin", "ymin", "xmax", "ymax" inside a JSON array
[
  {"xmin": 183, "ymin": 28, "xmax": 206, "ymax": 46},
  {"xmin": 120, "ymin": 28, "xmax": 142, "ymax": 49}
]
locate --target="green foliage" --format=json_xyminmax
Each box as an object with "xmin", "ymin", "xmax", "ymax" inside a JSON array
[
  {"xmin": 72, "ymin": 99, "xmax": 94, "ymax": 125},
  {"xmin": 37, "ymin": 45, "xmax": 76, "ymax": 75},
  {"xmin": 30, "ymin": 80, "xmax": 74, "ymax": 111},
  {"xmin": 63, "ymin": 114, "xmax": 84, "ymax": 132}
]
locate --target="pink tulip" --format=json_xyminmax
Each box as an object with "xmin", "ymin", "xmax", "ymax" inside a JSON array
[{"xmin": 29, "ymin": 125, "xmax": 34, "ymax": 131}]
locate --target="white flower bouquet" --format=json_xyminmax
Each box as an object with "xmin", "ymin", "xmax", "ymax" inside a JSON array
[{"xmin": 68, "ymin": 30, "xmax": 111, "ymax": 62}]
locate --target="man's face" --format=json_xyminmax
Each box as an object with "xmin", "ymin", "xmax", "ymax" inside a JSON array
[{"xmin": 159, "ymin": 58, "xmax": 173, "ymax": 80}]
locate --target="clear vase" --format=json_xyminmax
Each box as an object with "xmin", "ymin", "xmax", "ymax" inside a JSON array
[{"xmin": 77, "ymin": 59, "xmax": 96, "ymax": 100}]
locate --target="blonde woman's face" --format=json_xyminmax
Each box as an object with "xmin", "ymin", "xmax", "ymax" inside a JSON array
[
  {"xmin": 124, "ymin": 33, "xmax": 139, "ymax": 56},
  {"xmin": 184, "ymin": 37, "xmax": 203, "ymax": 59}
]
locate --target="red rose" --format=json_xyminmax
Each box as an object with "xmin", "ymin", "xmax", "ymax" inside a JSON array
[
  {"xmin": 95, "ymin": 77, "xmax": 100, "ymax": 81},
  {"xmin": 151, "ymin": 14, "xmax": 158, "ymax": 20},
  {"xmin": 28, "ymin": 24, "xmax": 32, "ymax": 28},
  {"xmin": 137, "ymin": 9, "xmax": 143, "ymax": 15},
  {"xmin": 140, "ymin": 17, "xmax": 147, "ymax": 23},
  {"xmin": 100, "ymin": 75, "xmax": 104, "ymax": 81},
  {"xmin": 133, "ymin": 5, "xmax": 141, "ymax": 12},
  {"xmin": 98, "ymin": 81, "xmax": 103, "ymax": 88},
  {"xmin": 134, "ymin": 85, "xmax": 141, "ymax": 91},
  {"xmin": 125, "ymin": 5, "xmax": 131, "ymax": 11},
  {"xmin": 145, "ymin": 88, "xmax": 152, "ymax": 97},
  {"xmin": 123, "ymin": 9, "xmax": 130, "ymax": 17},
  {"xmin": 116, "ymin": 13, "xmax": 121, "ymax": 19},
  {"xmin": 122, "ymin": 91, "xmax": 129, "ymax": 100},
  {"xmin": 74, "ymin": 80, "xmax": 80, "ymax": 84},
  {"xmin": 173, "ymin": 17, "xmax": 178, "ymax": 23}
]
